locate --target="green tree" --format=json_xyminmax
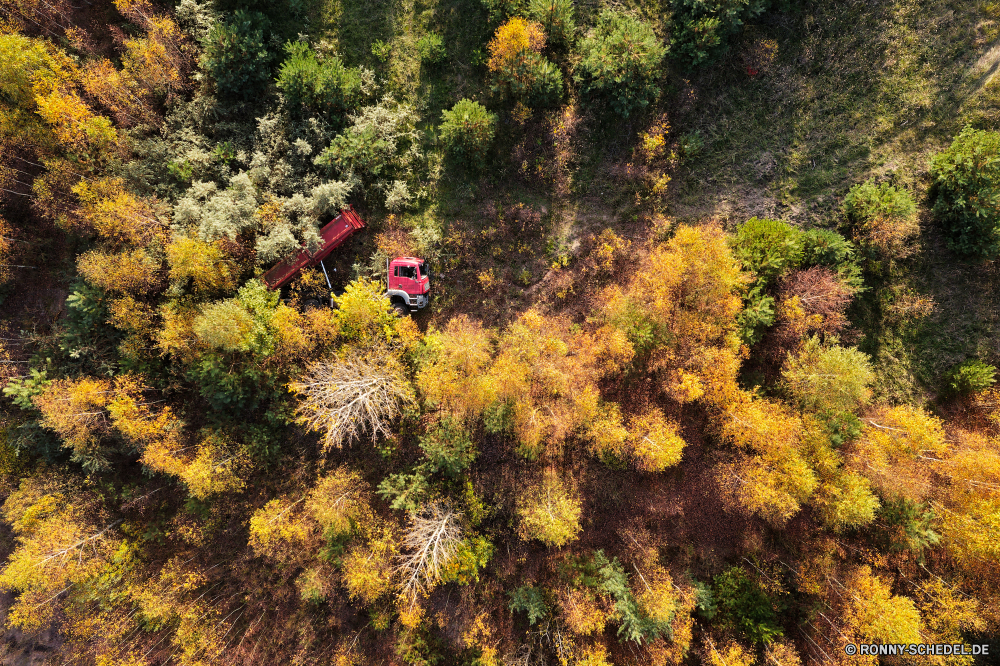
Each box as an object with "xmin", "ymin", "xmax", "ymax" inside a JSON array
[
  {"xmin": 931, "ymin": 126, "xmax": 1000, "ymax": 259},
  {"xmin": 439, "ymin": 99, "xmax": 497, "ymax": 168},
  {"xmin": 276, "ymin": 41, "xmax": 364, "ymax": 117},
  {"xmin": 529, "ymin": 0, "xmax": 575, "ymax": 45},
  {"xmin": 575, "ymin": 10, "xmax": 667, "ymax": 117},
  {"xmin": 713, "ymin": 566, "xmax": 784, "ymax": 645},
  {"xmin": 944, "ymin": 359, "xmax": 996, "ymax": 397},
  {"xmin": 420, "ymin": 419, "xmax": 477, "ymax": 477},
  {"xmin": 201, "ymin": 10, "xmax": 271, "ymax": 99}
]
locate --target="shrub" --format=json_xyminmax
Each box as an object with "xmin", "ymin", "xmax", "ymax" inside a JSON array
[
  {"xmin": 671, "ymin": 0, "xmax": 771, "ymax": 68},
  {"xmin": 487, "ymin": 17, "xmax": 564, "ymax": 107},
  {"xmin": 931, "ymin": 126, "xmax": 1000, "ymax": 259},
  {"xmin": 731, "ymin": 217, "xmax": 803, "ymax": 285},
  {"xmin": 528, "ymin": 0, "xmax": 575, "ymax": 45},
  {"xmin": 439, "ymin": 99, "xmax": 497, "ymax": 168},
  {"xmin": 416, "ymin": 34, "xmax": 446, "ymax": 64},
  {"xmin": 944, "ymin": 359, "xmax": 997, "ymax": 397},
  {"xmin": 315, "ymin": 99, "xmax": 422, "ymax": 209},
  {"xmin": 277, "ymin": 41, "xmax": 363, "ymax": 117},
  {"xmin": 843, "ymin": 179, "xmax": 919, "ymax": 257},
  {"xmin": 201, "ymin": 10, "xmax": 271, "ymax": 100},
  {"xmin": 575, "ymin": 10, "xmax": 667, "ymax": 118}
]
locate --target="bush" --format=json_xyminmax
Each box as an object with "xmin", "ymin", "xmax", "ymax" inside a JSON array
[
  {"xmin": 944, "ymin": 359, "xmax": 997, "ymax": 397},
  {"xmin": 843, "ymin": 179, "xmax": 919, "ymax": 257},
  {"xmin": 528, "ymin": 0, "xmax": 575, "ymax": 45},
  {"xmin": 800, "ymin": 228, "xmax": 862, "ymax": 290},
  {"xmin": 439, "ymin": 99, "xmax": 497, "ymax": 168},
  {"xmin": 731, "ymin": 217, "xmax": 803, "ymax": 285},
  {"xmin": 931, "ymin": 126, "xmax": 1000, "ymax": 259},
  {"xmin": 575, "ymin": 10, "xmax": 667, "ymax": 118},
  {"xmin": 671, "ymin": 0, "xmax": 771, "ymax": 68},
  {"xmin": 732, "ymin": 220, "xmax": 861, "ymax": 344},
  {"xmin": 782, "ymin": 337, "xmax": 874, "ymax": 413},
  {"xmin": 201, "ymin": 10, "xmax": 272, "ymax": 100},
  {"xmin": 276, "ymin": 41, "xmax": 363, "ymax": 117},
  {"xmin": 314, "ymin": 98, "xmax": 422, "ymax": 209},
  {"xmin": 416, "ymin": 34, "xmax": 446, "ymax": 64},
  {"xmin": 487, "ymin": 18, "xmax": 564, "ymax": 107}
]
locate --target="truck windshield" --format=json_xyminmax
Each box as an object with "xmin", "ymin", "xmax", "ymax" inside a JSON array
[{"xmin": 420, "ymin": 261, "xmax": 430, "ymax": 278}]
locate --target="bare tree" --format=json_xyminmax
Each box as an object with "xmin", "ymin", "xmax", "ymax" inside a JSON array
[
  {"xmin": 396, "ymin": 501, "xmax": 464, "ymax": 601},
  {"xmin": 290, "ymin": 351, "xmax": 414, "ymax": 451}
]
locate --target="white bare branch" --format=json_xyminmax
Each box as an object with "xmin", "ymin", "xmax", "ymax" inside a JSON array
[
  {"xmin": 290, "ymin": 351, "xmax": 414, "ymax": 451},
  {"xmin": 395, "ymin": 501, "xmax": 464, "ymax": 602}
]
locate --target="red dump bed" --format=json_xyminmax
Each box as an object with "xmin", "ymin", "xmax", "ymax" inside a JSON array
[{"xmin": 262, "ymin": 208, "xmax": 365, "ymax": 290}]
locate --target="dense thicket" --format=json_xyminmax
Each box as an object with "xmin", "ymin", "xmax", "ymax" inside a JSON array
[{"xmin": 1, "ymin": 0, "xmax": 998, "ymax": 664}]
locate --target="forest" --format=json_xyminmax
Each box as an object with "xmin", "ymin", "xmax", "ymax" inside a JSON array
[{"xmin": 2, "ymin": 0, "xmax": 1000, "ymax": 663}]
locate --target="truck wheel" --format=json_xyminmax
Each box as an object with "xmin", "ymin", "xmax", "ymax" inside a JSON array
[
  {"xmin": 392, "ymin": 302, "xmax": 409, "ymax": 317},
  {"xmin": 303, "ymin": 298, "xmax": 322, "ymax": 310}
]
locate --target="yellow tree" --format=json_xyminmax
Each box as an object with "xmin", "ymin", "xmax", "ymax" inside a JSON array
[
  {"xmin": 517, "ymin": 469, "xmax": 582, "ymax": 547},
  {"xmin": 0, "ymin": 474, "xmax": 123, "ymax": 630},
  {"xmin": 166, "ymin": 235, "xmax": 237, "ymax": 295},
  {"xmin": 848, "ymin": 404, "xmax": 947, "ymax": 502},
  {"xmin": 488, "ymin": 17, "xmax": 546, "ymax": 77},
  {"xmin": 715, "ymin": 392, "xmax": 817, "ymax": 525},
  {"xmin": 77, "ymin": 248, "xmax": 161, "ymax": 295},
  {"xmin": 416, "ymin": 315, "xmax": 496, "ymax": 423},
  {"xmin": 602, "ymin": 224, "xmax": 746, "ymax": 410},
  {"xmin": 33, "ymin": 376, "xmax": 114, "ymax": 468},
  {"xmin": 486, "ymin": 309, "xmax": 630, "ymax": 458},
  {"xmin": 628, "ymin": 408, "xmax": 686, "ymax": 472},
  {"xmin": 114, "ymin": 0, "xmax": 193, "ymax": 101},
  {"xmin": 78, "ymin": 57, "xmax": 157, "ymax": 127},
  {"xmin": 840, "ymin": 566, "xmax": 922, "ymax": 651},
  {"xmin": 72, "ymin": 178, "xmax": 163, "ymax": 246}
]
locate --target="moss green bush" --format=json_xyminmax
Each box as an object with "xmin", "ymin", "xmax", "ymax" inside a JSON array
[
  {"xmin": 844, "ymin": 179, "xmax": 919, "ymax": 257},
  {"xmin": 931, "ymin": 126, "xmax": 1000, "ymax": 259},
  {"xmin": 439, "ymin": 99, "xmax": 497, "ymax": 168},
  {"xmin": 276, "ymin": 42, "xmax": 364, "ymax": 117}
]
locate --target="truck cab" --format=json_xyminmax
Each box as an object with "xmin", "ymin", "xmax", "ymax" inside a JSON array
[{"xmin": 387, "ymin": 256, "xmax": 430, "ymax": 315}]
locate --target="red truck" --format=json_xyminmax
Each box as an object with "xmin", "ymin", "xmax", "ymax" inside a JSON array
[
  {"xmin": 262, "ymin": 208, "xmax": 430, "ymax": 315},
  {"xmin": 262, "ymin": 208, "xmax": 366, "ymax": 290}
]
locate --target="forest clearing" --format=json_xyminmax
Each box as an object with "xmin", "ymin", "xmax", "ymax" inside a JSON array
[{"xmin": 2, "ymin": 0, "xmax": 1000, "ymax": 664}]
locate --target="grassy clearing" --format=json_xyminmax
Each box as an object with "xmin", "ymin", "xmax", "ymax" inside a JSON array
[
  {"xmin": 676, "ymin": 0, "xmax": 1000, "ymax": 224},
  {"xmin": 670, "ymin": 0, "xmax": 1000, "ymax": 401}
]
